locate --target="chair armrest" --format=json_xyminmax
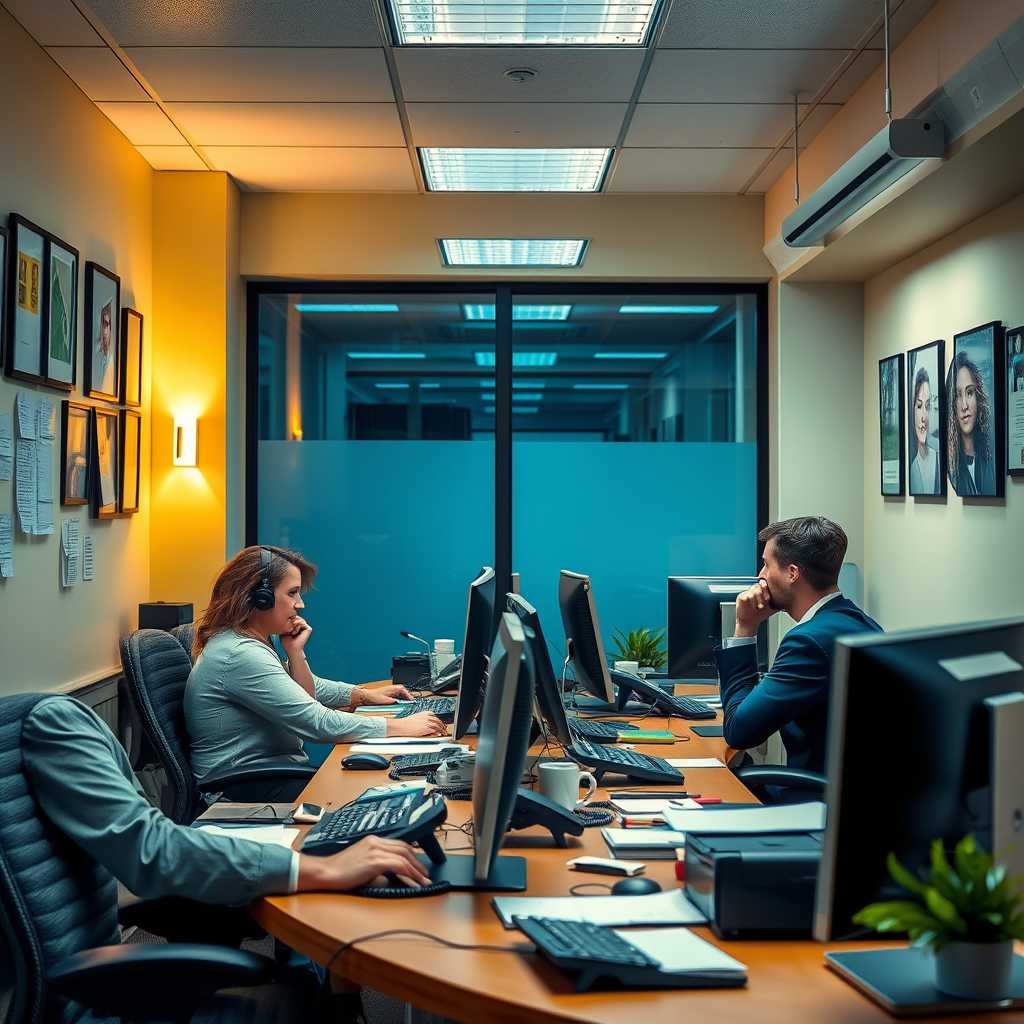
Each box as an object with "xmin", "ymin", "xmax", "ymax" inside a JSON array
[
  {"xmin": 48, "ymin": 944, "xmax": 275, "ymax": 1018},
  {"xmin": 200, "ymin": 764, "xmax": 316, "ymax": 792},
  {"xmin": 734, "ymin": 765, "xmax": 826, "ymax": 794},
  {"xmin": 119, "ymin": 896, "xmax": 264, "ymax": 945}
]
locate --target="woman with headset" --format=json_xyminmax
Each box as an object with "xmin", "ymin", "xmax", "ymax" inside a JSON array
[{"xmin": 185, "ymin": 545, "xmax": 446, "ymax": 792}]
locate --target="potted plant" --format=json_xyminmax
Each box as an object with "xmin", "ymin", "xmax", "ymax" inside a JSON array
[
  {"xmin": 853, "ymin": 834, "xmax": 1024, "ymax": 1001},
  {"xmin": 610, "ymin": 628, "xmax": 667, "ymax": 674}
]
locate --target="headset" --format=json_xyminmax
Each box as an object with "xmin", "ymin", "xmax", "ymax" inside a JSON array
[{"xmin": 250, "ymin": 547, "xmax": 276, "ymax": 611}]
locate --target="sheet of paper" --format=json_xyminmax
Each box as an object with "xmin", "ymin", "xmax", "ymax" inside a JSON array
[
  {"xmin": 0, "ymin": 514, "xmax": 12, "ymax": 578},
  {"xmin": 82, "ymin": 535, "xmax": 95, "ymax": 581},
  {"xmin": 618, "ymin": 927, "xmax": 746, "ymax": 976},
  {"xmin": 612, "ymin": 798, "xmax": 702, "ymax": 814},
  {"xmin": 38, "ymin": 398, "xmax": 55, "ymax": 440},
  {"xmin": 664, "ymin": 801, "xmax": 826, "ymax": 834},
  {"xmin": 61, "ymin": 519, "xmax": 81, "ymax": 587},
  {"xmin": 15, "ymin": 439, "xmax": 36, "ymax": 534},
  {"xmin": 493, "ymin": 888, "xmax": 706, "ymax": 929},
  {"xmin": 348, "ymin": 742, "xmax": 467, "ymax": 755},
  {"xmin": 15, "ymin": 393, "xmax": 36, "ymax": 439},
  {"xmin": 667, "ymin": 758, "xmax": 727, "ymax": 768},
  {"xmin": 196, "ymin": 824, "xmax": 300, "ymax": 850},
  {"xmin": 601, "ymin": 827, "xmax": 686, "ymax": 849},
  {"xmin": 0, "ymin": 413, "xmax": 12, "ymax": 481},
  {"xmin": 34, "ymin": 438, "xmax": 53, "ymax": 535}
]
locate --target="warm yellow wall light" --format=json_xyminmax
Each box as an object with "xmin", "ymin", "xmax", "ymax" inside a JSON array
[{"xmin": 173, "ymin": 416, "xmax": 198, "ymax": 467}]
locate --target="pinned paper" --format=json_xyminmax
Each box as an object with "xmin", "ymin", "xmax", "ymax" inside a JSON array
[
  {"xmin": 61, "ymin": 519, "xmax": 81, "ymax": 587},
  {"xmin": 82, "ymin": 535, "xmax": 95, "ymax": 581},
  {"xmin": 0, "ymin": 413, "xmax": 12, "ymax": 481},
  {"xmin": 15, "ymin": 439, "xmax": 36, "ymax": 534},
  {"xmin": 0, "ymin": 514, "xmax": 12, "ymax": 578},
  {"xmin": 15, "ymin": 392, "xmax": 36, "ymax": 439}
]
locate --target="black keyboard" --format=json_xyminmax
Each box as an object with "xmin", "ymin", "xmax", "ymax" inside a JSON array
[
  {"xmin": 394, "ymin": 696, "xmax": 456, "ymax": 721},
  {"xmin": 568, "ymin": 735, "xmax": 682, "ymax": 785},
  {"xmin": 390, "ymin": 747, "xmax": 462, "ymax": 775},
  {"xmin": 662, "ymin": 694, "xmax": 718, "ymax": 720},
  {"xmin": 565, "ymin": 718, "xmax": 639, "ymax": 743}
]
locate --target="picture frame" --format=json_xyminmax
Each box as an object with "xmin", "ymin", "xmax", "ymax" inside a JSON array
[
  {"xmin": 91, "ymin": 405, "xmax": 119, "ymax": 518},
  {"xmin": 878, "ymin": 353, "xmax": 905, "ymax": 496},
  {"xmin": 0, "ymin": 225, "xmax": 7, "ymax": 367},
  {"xmin": 60, "ymin": 400, "xmax": 92, "ymax": 506},
  {"xmin": 42, "ymin": 233, "xmax": 79, "ymax": 391},
  {"xmin": 118, "ymin": 409, "xmax": 141, "ymax": 515},
  {"xmin": 949, "ymin": 321, "xmax": 1004, "ymax": 498},
  {"xmin": 906, "ymin": 339, "xmax": 946, "ymax": 497},
  {"xmin": 5, "ymin": 214, "xmax": 47, "ymax": 384},
  {"xmin": 84, "ymin": 261, "xmax": 120, "ymax": 402},
  {"xmin": 120, "ymin": 307, "xmax": 143, "ymax": 407},
  {"xmin": 1006, "ymin": 325, "xmax": 1024, "ymax": 477}
]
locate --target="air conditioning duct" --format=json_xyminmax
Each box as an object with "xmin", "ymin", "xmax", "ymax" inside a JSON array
[{"xmin": 782, "ymin": 118, "xmax": 945, "ymax": 247}]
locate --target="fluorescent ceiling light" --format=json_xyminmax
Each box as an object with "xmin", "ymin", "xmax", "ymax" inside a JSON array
[
  {"xmin": 421, "ymin": 383, "xmax": 441, "ymax": 389},
  {"xmin": 618, "ymin": 305, "xmax": 719, "ymax": 315},
  {"xmin": 463, "ymin": 304, "xmax": 572, "ymax": 321},
  {"xmin": 475, "ymin": 352, "xmax": 558, "ymax": 367},
  {"xmin": 296, "ymin": 303, "xmax": 399, "ymax": 313},
  {"xmin": 375, "ymin": 383, "xmax": 410, "ymax": 389},
  {"xmin": 423, "ymin": 150, "xmax": 609, "ymax": 193},
  {"xmin": 388, "ymin": 0, "xmax": 662, "ymax": 45},
  {"xmin": 477, "ymin": 381, "xmax": 546, "ymax": 388},
  {"xmin": 573, "ymin": 383, "xmax": 630, "ymax": 389},
  {"xmin": 593, "ymin": 352, "xmax": 667, "ymax": 360},
  {"xmin": 484, "ymin": 406, "xmax": 540, "ymax": 414},
  {"xmin": 442, "ymin": 238, "xmax": 587, "ymax": 267},
  {"xmin": 347, "ymin": 352, "xmax": 426, "ymax": 360},
  {"xmin": 482, "ymin": 393, "xmax": 544, "ymax": 401}
]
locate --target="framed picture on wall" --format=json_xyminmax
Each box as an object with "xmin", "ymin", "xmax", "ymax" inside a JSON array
[
  {"xmin": 4, "ymin": 214, "xmax": 47, "ymax": 384},
  {"xmin": 118, "ymin": 409, "xmax": 141, "ymax": 515},
  {"xmin": 43, "ymin": 234, "xmax": 79, "ymax": 391},
  {"xmin": 948, "ymin": 321, "xmax": 1004, "ymax": 498},
  {"xmin": 878, "ymin": 353, "xmax": 905, "ymax": 496},
  {"xmin": 1005, "ymin": 325, "xmax": 1024, "ymax": 477},
  {"xmin": 0, "ymin": 225, "xmax": 7, "ymax": 365},
  {"xmin": 84, "ymin": 262, "xmax": 120, "ymax": 402},
  {"xmin": 60, "ymin": 400, "xmax": 91, "ymax": 506},
  {"xmin": 91, "ymin": 405, "xmax": 119, "ymax": 518},
  {"xmin": 120, "ymin": 307, "xmax": 143, "ymax": 407},
  {"xmin": 906, "ymin": 339, "xmax": 946, "ymax": 497}
]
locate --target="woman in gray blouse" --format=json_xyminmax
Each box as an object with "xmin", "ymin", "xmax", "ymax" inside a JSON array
[{"xmin": 185, "ymin": 545, "xmax": 445, "ymax": 788}]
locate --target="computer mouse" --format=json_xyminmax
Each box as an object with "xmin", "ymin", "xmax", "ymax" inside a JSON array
[
  {"xmin": 341, "ymin": 752, "xmax": 390, "ymax": 771},
  {"xmin": 610, "ymin": 876, "xmax": 663, "ymax": 896}
]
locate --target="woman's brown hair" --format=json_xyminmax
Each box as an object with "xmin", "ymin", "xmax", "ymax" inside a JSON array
[{"xmin": 192, "ymin": 545, "xmax": 317, "ymax": 659}]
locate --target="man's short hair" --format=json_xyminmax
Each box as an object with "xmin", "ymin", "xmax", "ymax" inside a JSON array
[{"xmin": 758, "ymin": 516, "xmax": 848, "ymax": 590}]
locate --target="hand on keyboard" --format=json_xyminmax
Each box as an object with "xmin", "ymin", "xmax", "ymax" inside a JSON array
[
  {"xmin": 296, "ymin": 835, "xmax": 432, "ymax": 892},
  {"xmin": 387, "ymin": 711, "xmax": 447, "ymax": 737}
]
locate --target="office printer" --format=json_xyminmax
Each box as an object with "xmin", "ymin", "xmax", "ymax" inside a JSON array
[{"xmin": 684, "ymin": 832, "xmax": 822, "ymax": 939}]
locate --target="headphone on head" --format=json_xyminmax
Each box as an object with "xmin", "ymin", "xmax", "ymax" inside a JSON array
[{"xmin": 250, "ymin": 547, "xmax": 276, "ymax": 611}]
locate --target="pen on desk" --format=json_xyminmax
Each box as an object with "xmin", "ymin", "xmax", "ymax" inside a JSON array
[
  {"xmin": 609, "ymin": 791, "xmax": 692, "ymax": 800},
  {"xmin": 693, "ymin": 796, "xmax": 722, "ymax": 805},
  {"xmin": 621, "ymin": 816, "xmax": 667, "ymax": 827}
]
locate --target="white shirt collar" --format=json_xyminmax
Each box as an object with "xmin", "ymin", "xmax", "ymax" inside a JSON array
[{"xmin": 798, "ymin": 590, "xmax": 842, "ymax": 624}]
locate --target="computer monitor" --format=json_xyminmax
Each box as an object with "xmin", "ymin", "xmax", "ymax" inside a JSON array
[
  {"xmin": 558, "ymin": 570, "xmax": 615, "ymax": 703},
  {"xmin": 814, "ymin": 619, "xmax": 1024, "ymax": 942},
  {"xmin": 667, "ymin": 576, "xmax": 769, "ymax": 680},
  {"xmin": 452, "ymin": 566, "xmax": 497, "ymax": 740}
]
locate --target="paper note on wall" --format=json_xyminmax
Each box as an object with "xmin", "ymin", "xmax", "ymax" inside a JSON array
[
  {"xmin": 15, "ymin": 439, "xmax": 36, "ymax": 534},
  {"xmin": 0, "ymin": 413, "xmax": 12, "ymax": 481},
  {"xmin": 82, "ymin": 535, "xmax": 95, "ymax": 581},
  {"xmin": 0, "ymin": 514, "xmax": 13, "ymax": 578},
  {"xmin": 15, "ymin": 392, "xmax": 36, "ymax": 439}
]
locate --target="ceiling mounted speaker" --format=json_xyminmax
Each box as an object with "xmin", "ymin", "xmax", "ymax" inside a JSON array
[{"xmin": 504, "ymin": 67, "xmax": 538, "ymax": 83}]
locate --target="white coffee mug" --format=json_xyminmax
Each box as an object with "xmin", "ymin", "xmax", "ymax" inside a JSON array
[
  {"xmin": 538, "ymin": 761, "xmax": 597, "ymax": 810},
  {"xmin": 614, "ymin": 660, "xmax": 639, "ymax": 675}
]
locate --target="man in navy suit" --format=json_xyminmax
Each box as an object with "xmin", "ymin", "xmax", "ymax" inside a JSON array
[{"xmin": 716, "ymin": 516, "xmax": 882, "ymax": 775}]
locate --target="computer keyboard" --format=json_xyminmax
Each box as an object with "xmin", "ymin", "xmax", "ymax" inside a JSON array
[
  {"xmin": 394, "ymin": 696, "xmax": 456, "ymax": 721},
  {"xmin": 389, "ymin": 747, "xmax": 462, "ymax": 776},
  {"xmin": 565, "ymin": 718, "xmax": 639, "ymax": 743},
  {"xmin": 661, "ymin": 694, "xmax": 718, "ymax": 720},
  {"xmin": 568, "ymin": 735, "xmax": 682, "ymax": 784}
]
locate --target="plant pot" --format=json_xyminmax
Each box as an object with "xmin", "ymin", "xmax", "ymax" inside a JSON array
[{"xmin": 934, "ymin": 940, "xmax": 1014, "ymax": 1001}]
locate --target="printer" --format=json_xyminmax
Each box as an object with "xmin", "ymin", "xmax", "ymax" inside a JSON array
[{"xmin": 684, "ymin": 832, "xmax": 822, "ymax": 939}]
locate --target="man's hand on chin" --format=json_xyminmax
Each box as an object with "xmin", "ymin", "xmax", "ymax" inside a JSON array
[{"xmin": 734, "ymin": 580, "xmax": 776, "ymax": 637}]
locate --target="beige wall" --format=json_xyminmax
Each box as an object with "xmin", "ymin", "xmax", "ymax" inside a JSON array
[
  {"xmin": 863, "ymin": 190, "xmax": 1024, "ymax": 629},
  {"xmin": 0, "ymin": 10, "xmax": 152, "ymax": 692}
]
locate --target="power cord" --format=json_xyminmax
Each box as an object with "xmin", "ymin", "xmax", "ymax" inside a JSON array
[
  {"xmin": 568, "ymin": 882, "xmax": 614, "ymax": 896},
  {"xmin": 325, "ymin": 929, "xmax": 532, "ymax": 974}
]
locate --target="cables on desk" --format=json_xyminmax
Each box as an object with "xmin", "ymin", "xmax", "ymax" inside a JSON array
[{"xmin": 324, "ymin": 929, "xmax": 532, "ymax": 975}]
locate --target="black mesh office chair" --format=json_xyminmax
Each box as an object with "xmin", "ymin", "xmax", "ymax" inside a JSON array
[
  {"xmin": 120, "ymin": 629, "xmax": 315, "ymax": 824},
  {"xmin": 0, "ymin": 693, "xmax": 320, "ymax": 1024},
  {"xmin": 733, "ymin": 764, "xmax": 826, "ymax": 804}
]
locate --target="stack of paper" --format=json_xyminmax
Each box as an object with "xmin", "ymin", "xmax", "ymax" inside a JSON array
[
  {"xmin": 196, "ymin": 824, "xmax": 300, "ymax": 850},
  {"xmin": 493, "ymin": 888, "xmax": 706, "ymax": 929},
  {"xmin": 664, "ymin": 801, "xmax": 826, "ymax": 834},
  {"xmin": 616, "ymin": 928, "xmax": 746, "ymax": 980},
  {"xmin": 601, "ymin": 827, "xmax": 686, "ymax": 859}
]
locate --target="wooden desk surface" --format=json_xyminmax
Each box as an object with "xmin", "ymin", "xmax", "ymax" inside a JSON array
[{"xmin": 253, "ymin": 686, "xmax": 1019, "ymax": 1024}]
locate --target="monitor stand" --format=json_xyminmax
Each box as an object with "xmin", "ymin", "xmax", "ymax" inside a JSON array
[{"xmin": 420, "ymin": 853, "xmax": 527, "ymax": 892}]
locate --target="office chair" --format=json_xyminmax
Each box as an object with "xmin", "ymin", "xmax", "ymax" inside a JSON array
[
  {"xmin": 733, "ymin": 764, "xmax": 826, "ymax": 804},
  {"xmin": 120, "ymin": 629, "xmax": 315, "ymax": 824},
  {"xmin": 0, "ymin": 692, "xmax": 321, "ymax": 1024}
]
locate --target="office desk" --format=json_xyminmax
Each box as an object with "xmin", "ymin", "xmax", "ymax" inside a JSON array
[{"xmin": 253, "ymin": 686, "xmax": 1015, "ymax": 1024}]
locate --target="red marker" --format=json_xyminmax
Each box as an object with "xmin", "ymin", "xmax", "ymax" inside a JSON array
[{"xmin": 693, "ymin": 796, "xmax": 722, "ymax": 805}]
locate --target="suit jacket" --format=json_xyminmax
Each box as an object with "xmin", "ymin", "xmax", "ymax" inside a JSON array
[{"xmin": 715, "ymin": 595, "xmax": 882, "ymax": 774}]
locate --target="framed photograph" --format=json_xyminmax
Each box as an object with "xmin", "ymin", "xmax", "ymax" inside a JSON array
[
  {"xmin": 84, "ymin": 262, "xmax": 120, "ymax": 402},
  {"xmin": 60, "ymin": 400, "xmax": 91, "ymax": 506},
  {"xmin": 0, "ymin": 225, "xmax": 7, "ymax": 366},
  {"xmin": 120, "ymin": 307, "xmax": 143, "ymax": 407},
  {"xmin": 43, "ymin": 235, "xmax": 78, "ymax": 391},
  {"xmin": 879, "ymin": 353, "xmax": 905, "ymax": 496},
  {"xmin": 5, "ymin": 214, "xmax": 46, "ymax": 383},
  {"xmin": 949, "ymin": 321, "xmax": 1004, "ymax": 497},
  {"xmin": 118, "ymin": 409, "xmax": 141, "ymax": 515},
  {"xmin": 1007, "ymin": 325, "xmax": 1024, "ymax": 477},
  {"xmin": 907, "ymin": 339, "xmax": 946, "ymax": 497},
  {"xmin": 91, "ymin": 405, "xmax": 119, "ymax": 518}
]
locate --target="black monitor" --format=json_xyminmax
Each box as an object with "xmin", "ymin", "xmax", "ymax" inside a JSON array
[
  {"xmin": 452, "ymin": 566, "xmax": 497, "ymax": 740},
  {"xmin": 558, "ymin": 570, "xmax": 615, "ymax": 703},
  {"xmin": 668, "ymin": 576, "xmax": 769, "ymax": 680},
  {"xmin": 814, "ymin": 619, "xmax": 1024, "ymax": 942}
]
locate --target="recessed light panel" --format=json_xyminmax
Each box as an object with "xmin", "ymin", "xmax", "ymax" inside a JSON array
[
  {"xmin": 618, "ymin": 305, "xmax": 720, "ymax": 315},
  {"xmin": 441, "ymin": 239, "xmax": 587, "ymax": 267},
  {"xmin": 484, "ymin": 406, "xmax": 540, "ymax": 414},
  {"xmin": 475, "ymin": 352, "xmax": 558, "ymax": 367},
  {"xmin": 463, "ymin": 304, "xmax": 572, "ymax": 321},
  {"xmin": 347, "ymin": 352, "xmax": 426, "ymax": 359},
  {"xmin": 423, "ymin": 149, "xmax": 609, "ymax": 193},
  {"xmin": 593, "ymin": 352, "xmax": 667, "ymax": 360},
  {"xmin": 296, "ymin": 303, "xmax": 399, "ymax": 313},
  {"xmin": 573, "ymin": 383, "xmax": 630, "ymax": 389}
]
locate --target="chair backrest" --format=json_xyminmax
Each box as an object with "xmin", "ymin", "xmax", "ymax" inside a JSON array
[
  {"xmin": 119, "ymin": 629, "xmax": 201, "ymax": 825},
  {"xmin": 0, "ymin": 694, "xmax": 119, "ymax": 1024},
  {"xmin": 170, "ymin": 622, "xmax": 196, "ymax": 663}
]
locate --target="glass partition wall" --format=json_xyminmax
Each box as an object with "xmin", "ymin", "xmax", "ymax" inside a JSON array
[{"xmin": 250, "ymin": 285, "xmax": 766, "ymax": 684}]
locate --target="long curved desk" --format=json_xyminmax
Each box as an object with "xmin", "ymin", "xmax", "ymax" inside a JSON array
[{"xmin": 252, "ymin": 686, "xmax": 1014, "ymax": 1024}]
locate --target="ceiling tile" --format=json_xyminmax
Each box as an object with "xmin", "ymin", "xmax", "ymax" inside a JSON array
[
  {"xmin": 167, "ymin": 102, "xmax": 404, "ymax": 147},
  {"xmin": 625, "ymin": 103, "xmax": 841, "ymax": 148},
  {"xmin": 135, "ymin": 145, "xmax": 207, "ymax": 170},
  {"xmin": 46, "ymin": 46, "xmax": 148, "ymax": 100},
  {"xmin": 395, "ymin": 47, "xmax": 645, "ymax": 102},
  {"xmin": 866, "ymin": 0, "xmax": 940, "ymax": 48},
  {"xmin": 125, "ymin": 47, "xmax": 393, "ymax": 102},
  {"xmin": 608, "ymin": 148, "xmax": 772, "ymax": 192},
  {"xmin": 642, "ymin": 49, "xmax": 853, "ymax": 103},
  {"xmin": 746, "ymin": 149, "xmax": 795, "ymax": 193},
  {"xmin": 86, "ymin": 0, "xmax": 382, "ymax": 45},
  {"xmin": 407, "ymin": 102, "xmax": 626, "ymax": 147},
  {"xmin": 822, "ymin": 49, "xmax": 884, "ymax": 104},
  {"xmin": 2, "ymin": 0, "xmax": 101, "ymax": 44},
  {"xmin": 204, "ymin": 147, "xmax": 417, "ymax": 192},
  {"xmin": 95, "ymin": 101, "xmax": 187, "ymax": 144}
]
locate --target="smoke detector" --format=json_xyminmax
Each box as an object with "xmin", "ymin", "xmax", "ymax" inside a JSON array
[{"xmin": 504, "ymin": 67, "xmax": 538, "ymax": 83}]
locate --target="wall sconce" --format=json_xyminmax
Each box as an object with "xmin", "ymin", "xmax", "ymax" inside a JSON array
[{"xmin": 173, "ymin": 417, "xmax": 198, "ymax": 467}]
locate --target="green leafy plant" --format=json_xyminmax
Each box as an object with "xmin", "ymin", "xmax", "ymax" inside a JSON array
[
  {"xmin": 609, "ymin": 628, "xmax": 667, "ymax": 670},
  {"xmin": 853, "ymin": 835, "xmax": 1024, "ymax": 951}
]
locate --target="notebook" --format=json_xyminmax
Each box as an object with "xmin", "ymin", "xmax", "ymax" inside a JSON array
[
  {"xmin": 601, "ymin": 827, "xmax": 686, "ymax": 859},
  {"xmin": 663, "ymin": 801, "xmax": 826, "ymax": 834},
  {"xmin": 623, "ymin": 928, "xmax": 746, "ymax": 980}
]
